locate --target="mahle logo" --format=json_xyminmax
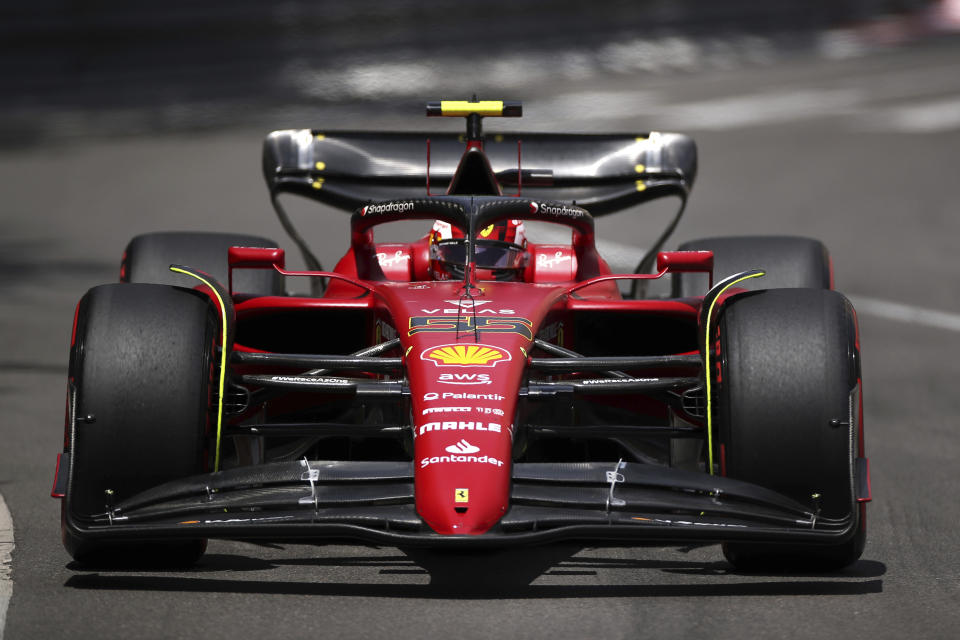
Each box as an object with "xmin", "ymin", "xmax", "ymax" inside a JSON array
[{"xmin": 422, "ymin": 344, "xmax": 511, "ymax": 367}]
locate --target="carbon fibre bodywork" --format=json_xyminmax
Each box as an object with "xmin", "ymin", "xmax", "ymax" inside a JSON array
[{"xmin": 262, "ymin": 130, "xmax": 696, "ymax": 214}]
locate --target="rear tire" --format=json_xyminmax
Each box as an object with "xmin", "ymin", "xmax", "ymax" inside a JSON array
[
  {"xmin": 121, "ymin": 231, "xmax": 284, "ymax": 296},
  {"xmin": 63, "ymin": 283, "xmax": 217, "ymax": 566},
  {"xmin": 716, "ymin": 288, "xmax": 864, "ymax": 570},
  {"xmin": 674, "ymin": 235, "xmax": 831, "ymax": 297}
]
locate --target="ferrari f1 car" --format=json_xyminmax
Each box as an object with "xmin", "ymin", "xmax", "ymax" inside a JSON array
[{"xmin": 53, "ymin": 100, "xmax": 870, "ymax": 570}]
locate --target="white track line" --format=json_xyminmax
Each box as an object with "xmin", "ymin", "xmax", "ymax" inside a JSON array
[
  {"xmin": 849, "ymin": 295, "xmax": 960, "ymax": 332},
  {"xmin": 662, "ymin": 89, "xmax": 864, "ymax": 130},
  {"xmin": 535, "ymin": 88, "xmax": 865, "ymax": 129},
  {"xmin": 861, "ymin": 95, "xmax": 960, "ymax": 133},
  {"xmin": 0, "ymin": 493, "xmax": 13, "ymax": 640}
]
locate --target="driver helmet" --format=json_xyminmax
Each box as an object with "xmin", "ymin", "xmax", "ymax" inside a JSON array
[{"xmin": 429, "ymin": 219, "xmax": 527, "ymax": 281}]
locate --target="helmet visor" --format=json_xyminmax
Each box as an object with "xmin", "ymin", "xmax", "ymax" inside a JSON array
[{"xmin": 431, "ymin": 239, "xmax": 525, "ymax": 270}]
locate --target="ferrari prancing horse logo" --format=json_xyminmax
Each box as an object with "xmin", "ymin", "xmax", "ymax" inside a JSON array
[
  {"xmin": 455, "ymin": 488, "xmax": 469, "ymax": 503},
  {"xmin": 422, "ymin": 344, "xmax": 511, "ymax": 367}
]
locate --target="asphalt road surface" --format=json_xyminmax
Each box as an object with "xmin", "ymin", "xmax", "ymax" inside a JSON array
[{"xmin": 2, "ymin": 40, "xmax": 960, "ymax": 639}]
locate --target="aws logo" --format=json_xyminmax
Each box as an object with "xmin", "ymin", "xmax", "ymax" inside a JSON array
[
  {"xmin": 421, "ymin": 344, "xmax": 511, "ymax": 368},
  {"xmin": 438, "ymin": 373, "xmax": 491, "ymax": 385}
]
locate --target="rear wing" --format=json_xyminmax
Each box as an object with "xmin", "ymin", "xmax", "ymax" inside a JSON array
[{"xmin": 262, "ymin": 130, "xmax": 697, "ymax": 216}]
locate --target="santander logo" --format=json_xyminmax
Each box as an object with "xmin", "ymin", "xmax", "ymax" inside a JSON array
[
  {"xmin": 420, "ymin": 439, "xmax": 505, "ymax": 468},
  {"xmin": 445, "ymin": 440, "xmax": 480, "ymax": 454}
]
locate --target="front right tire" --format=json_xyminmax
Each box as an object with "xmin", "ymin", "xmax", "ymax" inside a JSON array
[
  {"xmin": 63, "ymin": 283, "xmax": 217, "ymax": 566},
  {"xmin": 715, "ymin": 287, "xmax": 865, "ymax": 570}
]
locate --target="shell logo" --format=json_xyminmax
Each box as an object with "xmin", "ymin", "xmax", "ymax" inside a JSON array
[{"xmin": 421, "ymin": 344, "xmax": 511, "ymax": 368}]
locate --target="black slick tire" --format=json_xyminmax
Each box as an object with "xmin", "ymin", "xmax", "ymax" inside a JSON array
[
  {"xmin": 63, "ymin": 283, "xmax": 217, "ymax": 566},
  {"xmin": 674, "ymin": 235, "xmax": 831, "ymax": 297},
  {"xmin": 716, "ymin": 288, "xmax": 865, "ymax": 571},
  {"xmin": 121, "ymin": 231, "xmax": 284, "ymax": 296}
]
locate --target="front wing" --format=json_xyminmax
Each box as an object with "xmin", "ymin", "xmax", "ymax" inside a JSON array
[{"xmin": 61, "ymin": 457, "xmax": 863, "ymax": 548}]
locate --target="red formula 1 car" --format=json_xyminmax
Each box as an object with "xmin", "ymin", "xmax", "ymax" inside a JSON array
[{"xmin": 53, "ymin": 100, "xmax": 869, "ymax": 570}]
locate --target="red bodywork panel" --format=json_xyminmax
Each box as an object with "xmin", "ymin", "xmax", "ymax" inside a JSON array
[
  {"xmin": 381, "ymin": 280, "xmax": 564, "ymax": 534},
  {"xmin": 228, "ymin": 239, "xmax": 704, "ymax": 535}
]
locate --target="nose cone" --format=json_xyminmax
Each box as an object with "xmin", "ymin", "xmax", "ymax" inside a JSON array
[
  {"xmin": 414, "ymin": 420, "xmax": 512, "ymax": 534},
  {"xmin": 409, "ymin": 340, "xmax": 523, "ymax": 535},
  {"xmin": 377, "ymin": 280, "xmax": 556, "ymax": 535}
]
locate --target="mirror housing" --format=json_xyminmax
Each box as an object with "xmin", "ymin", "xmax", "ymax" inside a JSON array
[
  {"xmin": 656, "ymin": 250, "xmax": 714, "ymax": 285},
  {"xmin": 227, "ymin": 247, "xmax": 285, "ymax": 294}
]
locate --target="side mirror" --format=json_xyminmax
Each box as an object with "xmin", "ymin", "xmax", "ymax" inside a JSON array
[
  {"xmin": 656, "ymin": 250, "xmax": 714, "ymax": 286},
  {"xmin": 227, "ymin": 247, "xmax": 285, "ymax": 294}
]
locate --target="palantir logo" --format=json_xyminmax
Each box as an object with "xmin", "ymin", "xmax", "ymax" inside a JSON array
[{"xmin": 445, "ymin": 439, "xmax": 480, "ymax": 455}]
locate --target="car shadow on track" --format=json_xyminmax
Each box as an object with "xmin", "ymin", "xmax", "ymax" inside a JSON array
[{"xmin": 63, "ymin": 544, "xmax": 886, "ymax": 599}]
